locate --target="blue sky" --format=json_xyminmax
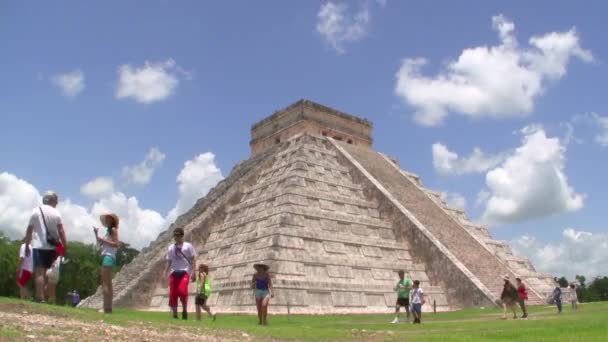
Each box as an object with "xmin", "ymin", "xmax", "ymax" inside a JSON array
[{"xmin": 1, "ymin": 1, "xmax": 606, "ymax": 279}]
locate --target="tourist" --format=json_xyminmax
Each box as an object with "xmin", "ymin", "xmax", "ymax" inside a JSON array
[
  {"xmin": 23, "ymin": 191, "xmax": 68, "ymax": 304},
  {"xmin": 72, "ymin": 290, "xmax": 80, "ymax": 307},
  {"xmin": 516, "ymin": 278, "xmax": 528, "ymax": 319},
  {"xmin": 552, "ymin": 286, "xmax": 563, "ymax": 314},
  {"xmin": 195, "ymin": 264, "xmax": 216, "ymax": 321},
  {"xmin": 569, "ymin": 283, "xmax": 578, "ymax": 311},
  {"xmin": 16, "ymin": 242, "xmax": 33, "ymax": 299},
  {"xmin": 164, "ymin": 227, "xmax": 196, "ymax": 320},
  {"xmin": 410, "ymin": 280, "xmax": 425, "ymax": 324},
  {"xmin": 391, "ymin": 270, "xmax": 412, "ymax": 323},
  {"xmin": 251, "ymin": 263, "xmax": 273, "ymax": 325},
  {"xmin": 95, "ymin": 213, "xmax": 120, "ymax": 313},
  {"xmin": 500, "ymin": 275, "xmax": 519, "ymax": 319}
]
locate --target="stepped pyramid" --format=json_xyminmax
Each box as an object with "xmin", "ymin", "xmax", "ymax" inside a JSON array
[{"xmin": 80, "ymin": 100, "xmax": 555, "ymax": 313}]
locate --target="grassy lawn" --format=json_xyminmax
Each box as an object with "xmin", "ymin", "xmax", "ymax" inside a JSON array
[{"xmin": 1, "ymin": 297, "xmax": 606, "ymax": 341}]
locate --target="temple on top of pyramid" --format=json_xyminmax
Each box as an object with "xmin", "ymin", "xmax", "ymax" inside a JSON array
[
  {"xmin": 80, "ymin": 99, "xmax": 556, "ymax": 313},
  {"xmin": 250, "ymin": 99, "xmax": 373, "ymax": 155}
]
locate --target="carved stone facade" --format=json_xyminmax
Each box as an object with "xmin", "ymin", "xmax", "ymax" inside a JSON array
[{"xmin": 80, "ymin": 100, "xmax": 554, "ymax": 313}]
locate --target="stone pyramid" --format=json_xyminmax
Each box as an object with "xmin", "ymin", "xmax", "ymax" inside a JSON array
[{"xmin": 80, "ymin": 100, "xmax": 555, "ymax": 313}]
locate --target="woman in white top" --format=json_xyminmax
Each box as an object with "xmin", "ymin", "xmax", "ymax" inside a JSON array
[
  {"xmin": 569, "ymin": 283, "xmax": 578, "ymax": 312},
  {"xmin": 95, "ymin": 213, "xmax": 120, "ymax": 314}
]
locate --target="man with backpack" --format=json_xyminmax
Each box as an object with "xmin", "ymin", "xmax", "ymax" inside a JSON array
[
  {"xmin": 164, "ymin": 227, "xmax": 196, "ymax": 320},
  {"xmin": 23, "ymin": 191, "xmax": 68, "ymax": 304}
]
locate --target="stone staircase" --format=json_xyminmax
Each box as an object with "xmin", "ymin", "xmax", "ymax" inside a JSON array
[{"xmin": 334, "ymin": 140, "xmax": 544, "ymax": 305}]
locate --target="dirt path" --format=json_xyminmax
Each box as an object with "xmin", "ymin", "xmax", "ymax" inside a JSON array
[{"xmin": 0, "ymin": 304, "xmax": 243, "ymax": 342}]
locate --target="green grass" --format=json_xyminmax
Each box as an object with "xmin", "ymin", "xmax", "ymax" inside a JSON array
[{"xmin": 1, "ymin": 297, "xmax": 607, "ymax": 341}]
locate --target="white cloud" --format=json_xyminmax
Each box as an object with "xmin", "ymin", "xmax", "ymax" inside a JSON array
[
  {"xmin": 316, "ymin": 1, "xmax": 370, "ymax": 54},
  {"xmin": 122, "ymin": 147, "xmax": 166, "ymax": 185},
  {"xmin": 432, "ymin": 143, "xmax": 505, "ymax": 176},
  {"xmin": 90, "ymin": 192, "xmax": 165, "ymax": 249},
  {"xmin": 591, "ymin": 113, "xmax": 608, "ymax": 146},
  {"xmin": 395, "ymin": 14, "xmax": 593, "ymax": 126},
  {"xmin": 166, "ymin": 152, "xmax": 224, "ymax": 224},
  {"xmin": 115, "ymin": 59, "xmax": 189, "ymax": 104},
  {"xmin": 80, "ymin": 177, "xmax": 114, "ymax": 199},
  {"xmin": 0, "ymin": 172, "xmax": 41, "ymax": 239},
  {"xmin": 1, "ymin": 150, "xmax": 223, "ymax": 249},
  {"xmin": 440, "ymin": 191, "xmax": 467, "ymax": 210},
  {"xmin": 511, "ymin": 228, "xmax": 608, "ymax": 279},
  {"xmin": 51, "ymin": 70, "xmax": 85, "ymax": 97},
  {"xmin": 480, "ymin": 125, "xmax": 584, "ymax": 224}
]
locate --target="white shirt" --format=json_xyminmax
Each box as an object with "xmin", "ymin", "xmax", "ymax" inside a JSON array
[
  {"xmin": 569, "ymin": 287, "xmax": 578, "ymax": 301},
  {"xmin": 100, "ymin": 228, "xmax": 118, "ymax": 258},
  {"xmin": 411, "ymin": 287, "xmax": 425, "ymax": 304},
  {"xmin": 28, "ymin": 205, "xmax": 62, "ymax": 250},
  {"xmin": 19, "ymin": 243, "xmax": 33, "ymax": 272},
  {"xmin": 166, "ymin": 242, "xmax": 196, "ymax": 274}
]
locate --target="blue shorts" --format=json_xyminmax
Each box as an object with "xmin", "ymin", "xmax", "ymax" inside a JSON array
[
  {"xmin": 255, "ymin": 289, "xmax": 270, "ymax": 300},
  {"xmin": 101, "ymin": 255, "xmax": 116, "ymax": 267},
  {"xmin": 33, "ymin": 248, "xmax": 56, "ymax": 269},
  {"xmin": 412, "ymin": 303, "xmax": 422, "ymax": 314}
]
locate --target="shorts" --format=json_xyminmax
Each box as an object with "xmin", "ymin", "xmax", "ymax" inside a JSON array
[
  {"xmin": 101, "ymin": 255, "xmax": 116, "ymax": 267},
  {"xmin": 195, "ymin": 294, "xmax": 207, "ymax": 305},
  {"xmin": 412, "ymin": 303, "xmax": 422, "ymax": 314},
  {"xmin": 17, "ymin": 270, "xmax": 32, "ymax": 287},
  {"xmin": 396, "ymin": 297, "xmax": 409, "ymax": 307},
  {"xmin": 33, "ymin": 248, "xmax": 57, "ymax": 269},
  {"xmin": 255, "ymin": 289, "xmax": 270, "ymax": 300}
]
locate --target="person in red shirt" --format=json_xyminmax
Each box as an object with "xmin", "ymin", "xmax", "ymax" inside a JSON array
[{"xmin": 516, "ymin": 278, "xmax": 528, "ymax": 319}]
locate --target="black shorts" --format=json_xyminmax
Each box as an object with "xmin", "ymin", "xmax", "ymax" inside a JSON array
[
  {"xmin": 195, "ymin": 294, "xmax": 207, "ymax": 305},
  {"xmin": 396, "ymin": 297, "xmax": 409, "ymax": 307},
  {"xmin": 33, "ymin": 248, "xmax": 57, "ymax": 269}
]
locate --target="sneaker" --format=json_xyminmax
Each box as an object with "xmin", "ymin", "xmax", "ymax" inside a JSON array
[
  {"xmin": 390, "ymin": 317, "xmax": 399, "ymax": 324},
  {"xmin": 182, "ymin": 312, "xmax": 188, "ymax": 320}
]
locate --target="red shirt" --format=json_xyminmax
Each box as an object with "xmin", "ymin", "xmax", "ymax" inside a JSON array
[{"xmin": 518, "ymin": 284, "xmax": 528, "ymax": 300}]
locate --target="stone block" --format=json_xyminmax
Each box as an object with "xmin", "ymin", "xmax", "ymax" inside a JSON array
[
  {"xmin": 365, "ymin": 293, "xmax": 387, "ymax": 307},
  {"xmin": 327, "ymin": 265, "xmax": 354, "ymax": 278},
  {"xmin": 277, "ymin": 235, "xmax": 305, "ymax": 249},
  {"xmin": 332, "ymin": 292, "xmax": 363, "ymax": 307},
  {"xmin": 307, "ymin": 291, "xmax": 332, "ymax": 305},
  {"xmin": 323, "ymin": 241, "xmax": 346, "ymax": 254},
  {"xmin": 361, "ymin": 246, "xmax": 383, "ymax": 258}
]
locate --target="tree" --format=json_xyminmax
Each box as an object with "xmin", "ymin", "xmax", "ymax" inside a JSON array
[
  {"xmin": 556, "ymin": 276, "xmax": 569, "ymax": 288},
  {"xmin": 588, "ymin": 276, "xmax": 608, "ymax": 301},
  {"xmin": 114, "ymin": 242, "xmax": 139, "ymax": 273},
  {"xmin": 0, "ymin": 233, "xmax": 21, "ymax": 298}
]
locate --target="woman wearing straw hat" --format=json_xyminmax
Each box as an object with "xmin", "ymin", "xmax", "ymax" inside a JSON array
[
  {"xmin": 94, "ymin": 213, "xmax": 120, "ymax": 314},
  {"xmin": 251, "ymin": 263, "xmax": 273, "ymax": 325}
]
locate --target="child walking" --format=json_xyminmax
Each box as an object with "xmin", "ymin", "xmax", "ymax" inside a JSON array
[
  {"xmin": 410, "ymin": 280, "xmax": 425, "ymax": 324},
  {"xmin": 195, "ymin": 264, "xmax": 216, "ymax": 322}
]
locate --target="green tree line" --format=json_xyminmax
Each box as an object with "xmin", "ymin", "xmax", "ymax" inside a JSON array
[
  {"xmin": 554, "ymin": 275, "xmax": 608, "ymax": 302},
  {"xmin": 0, "ymin": 232, "xmax": 138, "ymax": 305}
]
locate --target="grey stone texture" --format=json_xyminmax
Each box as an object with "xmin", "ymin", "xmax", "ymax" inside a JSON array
[{"xmin": 80, "ymin": 100, "xmax": 555, "ymax": 313}]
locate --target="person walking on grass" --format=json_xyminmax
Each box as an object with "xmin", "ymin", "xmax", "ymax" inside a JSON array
[
  {"xmin": 251, "ymin": 263, "xmax": 273, "ymax": 325},
  {"xmin": 569, "ymin": 283, "xmax": 578, "ymax": 312},
  {"xmin": 516, "ymin": 277, "xmax": 528, "ymax": 319},
  {"xmin": 500, "ymin": 275, "xmax": 519, "ymax": 319},
  {"xmin": 552, "ymin": 286, "xmax": 563, "ymax": 314},
  {"xmin": 23, "ymin": 191, "xmax": 68, "ymax": 304},
  {"xmin": 16, "ymin": 242, "xmax": 34, "ymax": 299},
  {"xmin": 410, "ymin": 280, "xmax": 425, "ymax": 324},
  {"xmin": 94, "ymin": 213, "xmax": 120, "ymax": 314},
  {"xmin": 195, "ymin": 264, "xmax": 216, "ymax": 322},
  {"xmin": 391, "ymin": 270, "xmax": 412, "ymax": 323},
  {"xmin": 164, "ymin": 228, "xmax": 196, "ymax": 320}
]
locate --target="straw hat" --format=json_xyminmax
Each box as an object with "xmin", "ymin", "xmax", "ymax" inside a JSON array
[
  {"xmin": 100, "ymin": 213, "xmax": 120, "ymax": 228},
  {"xmin": 253, "ymin": 263, "xmax": 269, "ymax": 271},
  {"xmin": 503, "ymin": 274, "xmax": 510, "ymax": 281}
]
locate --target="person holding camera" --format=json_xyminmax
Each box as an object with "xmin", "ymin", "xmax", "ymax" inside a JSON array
[
  {"xmin": 94, "ymin": 213, "xmax": 120, "ymax": 314},
  {"xmin": 23, "ymin": 191, "xmax": 68, "ymax": 304}
]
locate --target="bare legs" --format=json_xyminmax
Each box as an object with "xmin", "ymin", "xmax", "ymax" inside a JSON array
[
  {"xmin": 195, "ymin": 303, "xmax": 214, "ymax": 321},
  {"xmin": 255, "ymin": 296, "xmax": 270, "ymax": 325},
  {"xmin": 33, "ymin": 267, "xmax": 56, "ymax": 303},
  {"xmin": 101, "ymin": 266, "xmax": 113, "ymax": 313}
]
